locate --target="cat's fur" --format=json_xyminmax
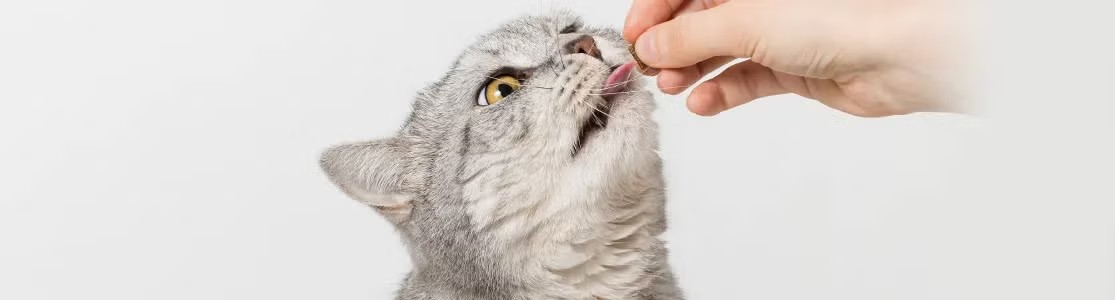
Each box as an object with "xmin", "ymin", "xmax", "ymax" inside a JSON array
[{"xmin": 320, "ymin": 12, "xmax": 682, "ymax": 299}]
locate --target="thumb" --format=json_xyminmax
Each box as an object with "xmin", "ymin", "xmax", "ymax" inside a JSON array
[{"xmin": 633, "ymin": 1, "xmax": 768, "ymax": 69}]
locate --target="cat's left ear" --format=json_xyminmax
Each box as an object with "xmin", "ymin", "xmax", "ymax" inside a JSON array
[{"xmin": 319, "ymin": 138, "xmax": 413, "ymax": 224}]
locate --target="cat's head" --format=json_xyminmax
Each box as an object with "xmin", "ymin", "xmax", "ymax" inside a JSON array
[{"xmin": 321, "ymin": 12, "xmax": 659, "ymax": 244}]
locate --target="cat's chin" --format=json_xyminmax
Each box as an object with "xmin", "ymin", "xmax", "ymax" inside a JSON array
[{"xmin": 571, "ymin": 63, "xmax": 641, "ymax": 156}]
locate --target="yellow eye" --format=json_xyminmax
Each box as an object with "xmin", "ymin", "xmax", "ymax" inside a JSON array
[{"xmin": 478, "ymin": 75, "xmax": 521, "ymax": 106}]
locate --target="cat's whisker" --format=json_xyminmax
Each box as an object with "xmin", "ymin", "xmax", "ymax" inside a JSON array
[
  {"xmin": 587, "ymin": 90, "xmax": 650, "ymax": 96},
  {"xmin": 592, "ymin": 77, "xmax": 640, "ymax": 91},
  {"xmin": 571, "ymin": 94, "xmax": 656, "ymax": 131},
  {"xmin": 546, "ymin": 39, "xmax": 564, "ymax": 77},
  {"xmin": 632, "ymin": 61, "xmax": 661, "ymax": 76},
  {"xmin": 569, "ymin": 93, "xmax": 612, "ymax": 118},
  {"xmin": 654, "ymin": 83, "xmax": 702, "ymax": 91},
  {"xmin": 558, "ymin": 89, "xmax": 659, "ymax": 133},
  {"xmin": 586, "ymin": 36, "xmax": 598, "ymax": 57},
  {"xmin": 556, "ymin": 50, "xmax": 570, "ymax": 72},
  {"xmin": 594, "ymin": 81, "xmax": 701, "ymax": 93},
  {"xmin": 483, "ymin": 75, "xmax": 701, "ymax": 97},
  {"xmin": 462, "ymin": 64, "xmax": 656, "ymax": 94},
  {"xmin": 549, "ymin": 62, "xmax": 561, "ymax": 77},
  {"xmin": 550, "ymin": 35, "xmax": 568, "ymax": 71},
  {"xmin": 599, "ymin": 79, "xmax": 633, "ymax": 89}
]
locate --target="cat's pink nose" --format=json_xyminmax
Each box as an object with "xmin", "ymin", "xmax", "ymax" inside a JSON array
[{"xmin": 568, "ymin": 36, "xmax": 602, "ymax": 60}]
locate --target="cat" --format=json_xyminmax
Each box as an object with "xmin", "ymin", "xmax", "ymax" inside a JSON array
[{"xmin": 320, "ymin": 11, "xmax": 683, "ymax": 300}]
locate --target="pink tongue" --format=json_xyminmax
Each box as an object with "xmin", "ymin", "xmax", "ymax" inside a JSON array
[{"xmin": 603, "ymin": 62, "xmax": 635, "ymax": 95}]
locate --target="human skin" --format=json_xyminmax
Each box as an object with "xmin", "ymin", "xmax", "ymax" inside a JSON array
[{"xmin": 624, "ymin": 0, "xmax": 967, "ymax": 117}]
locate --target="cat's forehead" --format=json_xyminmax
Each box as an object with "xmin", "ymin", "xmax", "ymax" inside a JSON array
[{"xmin": 461, "ymin": 14, "xmax": 583, "ymax": 69}]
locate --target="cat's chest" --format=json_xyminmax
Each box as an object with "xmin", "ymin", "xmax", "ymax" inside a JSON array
[
  {"xmin": 535, "ymin": 215, "xmax": 656, "ymax": 299},
  {"xmin": 520, "ymin": 189, "xmax": 659, "ymax": 299}
]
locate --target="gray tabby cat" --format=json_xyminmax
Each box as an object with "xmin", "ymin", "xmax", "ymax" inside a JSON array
[{"xmin": 320, "ymin": 12, "xmax": 683, "ymax": 300}]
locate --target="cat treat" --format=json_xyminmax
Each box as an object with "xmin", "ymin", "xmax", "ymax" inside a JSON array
[{"xmin": 628, "ymin": 44, "xmax": 660, "ymax": 76}]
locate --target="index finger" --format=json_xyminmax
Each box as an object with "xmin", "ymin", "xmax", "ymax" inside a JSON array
[
  {"xmin": 623, "ymin": 0, "xmax": 685, "ymax": 43},
  {"xmin": 624, "ymin": 0, "xmax": 726, "ymax": 43}
]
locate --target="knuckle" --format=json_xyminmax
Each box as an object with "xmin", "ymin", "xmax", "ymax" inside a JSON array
[{"xmin": 843, "ymin": 81, "xmax": 900, "ymax": 116}]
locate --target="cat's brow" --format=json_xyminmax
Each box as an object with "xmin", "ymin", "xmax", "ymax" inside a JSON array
[{"xmin": 480, "ymin": 48, "xmax": 500, "ymax": 56}]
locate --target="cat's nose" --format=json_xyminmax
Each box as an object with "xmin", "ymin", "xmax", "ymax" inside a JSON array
[{"xmin": 567, "ymin": 35, "xmax": 602, "ymax": 60}]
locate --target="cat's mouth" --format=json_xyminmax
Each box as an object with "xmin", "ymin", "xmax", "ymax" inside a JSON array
[
  {"xmin": 572, "ymin": 63, "xmax": 634, "ymax": 156},
  {"xmin": 572, "ymin": 97, "xmax": 610, "ymax": 155}
]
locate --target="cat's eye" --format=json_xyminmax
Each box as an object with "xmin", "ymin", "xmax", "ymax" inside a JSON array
[{"xmin": 478, "ymin": 75, "xmax": 522, "ymax": 106}]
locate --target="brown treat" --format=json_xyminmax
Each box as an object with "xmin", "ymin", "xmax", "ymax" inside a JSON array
[{"xmin": 628, "ymin": 44, "xmax": 660, "ymax": 76}]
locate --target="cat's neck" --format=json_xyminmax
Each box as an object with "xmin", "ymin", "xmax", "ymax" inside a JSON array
[
  {"xmin": 533, "ymin": 189, "xmax": 666, "ymax": 299},
  {"xmin": 423, "ymin": 180, "xmax": 669, "ymax": 298}
]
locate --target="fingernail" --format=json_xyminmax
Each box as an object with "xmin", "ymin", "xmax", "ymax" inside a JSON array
[
  {"xmin": 635, "ymin": 28, "xmax": 659, "ymax": 64},
  {"xmin": 632, "ymin": 29, "xmax": 661, "ymax": 76}
]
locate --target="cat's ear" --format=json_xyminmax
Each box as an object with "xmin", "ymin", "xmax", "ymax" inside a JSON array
[{"xmin": 320, "ymin": 138, "xmax": 413, "ymax": 224}]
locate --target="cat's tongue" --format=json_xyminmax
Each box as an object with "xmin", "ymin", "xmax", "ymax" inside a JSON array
[{"xmin": 603, "ymin": 62, "xmax": 635, "ymax": 95}]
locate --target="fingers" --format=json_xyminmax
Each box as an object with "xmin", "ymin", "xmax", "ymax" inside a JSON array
[
  {"xmin": 634, "ymin": 1, "xmax": 764, "ymax": 69},
  {"xmin": 623, "ymin": 0, "xmax": 688, "ymax": 43},
  {"xmin": 687, "ymin": 60, "xmax": 869, "ymax": 117},
  {"xmin": 656, "ymin": 56, "xmax": 736, "ymax": 94},
  {"xmin": 672, "ymin": 0, "xmax": 728, "ymax": 16},
  {"xmin": 686, "ymin": 60, "xmax": 789, "ymax": 116},
  {"xmin": 625, "ymin": 0, "xmax": 728, "ymax": 43}
]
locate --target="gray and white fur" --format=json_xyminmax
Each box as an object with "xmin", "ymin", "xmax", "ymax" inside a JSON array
[{"xmin": 321, "ymin": 12, "xmax": 682, "ymax": 299}]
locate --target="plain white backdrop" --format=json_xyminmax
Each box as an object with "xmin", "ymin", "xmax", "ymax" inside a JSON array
[{"xmin": 2, "ymin": 1, "xmax": 1112, "ymax": 299}]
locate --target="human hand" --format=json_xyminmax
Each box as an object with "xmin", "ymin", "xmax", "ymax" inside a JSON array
[{"xmin": 624, "ymin": 0, "xmax": 967, "ymax": 117}]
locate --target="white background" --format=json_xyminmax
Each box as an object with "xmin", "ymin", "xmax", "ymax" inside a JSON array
[{"xmin": 2, "ymin": 1, "xmax": 1112, "ymax": 299}]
